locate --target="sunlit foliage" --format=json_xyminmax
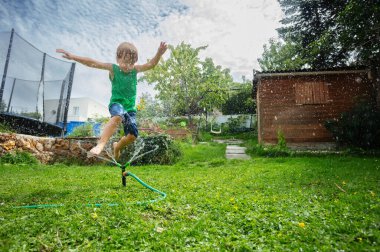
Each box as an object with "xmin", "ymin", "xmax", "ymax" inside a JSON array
[
  {"xmin": 141, "ymin": 42, "xmax": 233, "ymax": 123},
  {"xmin": 260, "ymin": 0, "xmax": 380, "ymax": 70}
]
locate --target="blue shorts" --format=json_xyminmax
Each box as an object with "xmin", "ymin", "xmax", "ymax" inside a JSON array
[{"xmin": 109, "ymin": 103, "xmax": 138, "ymax": 137}]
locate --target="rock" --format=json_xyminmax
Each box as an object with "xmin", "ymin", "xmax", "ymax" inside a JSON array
[
  {"xmin": 29, "ymin": 139, "xmax": 36, "ymax": 148},
  {"xmin": 62, "ymin": 142, "xmax": 70, "ymax": 150},
  {"xmin": 26, "ymin": 141, "xmax": 32, "ymax": 150},
  {"xmin": 16, "ymin": 138, "xmax": 24, "ymax": 148},
  {"xmin": 0, "ymin": 133, "xmax": 13, "ymax": 142},
  {"xmin": 44, "ymin": 141, "xmax": 53, "ymax": 150},
  {"xmin": 0, "ymin": 140, "xmax": 16, "ymax": 151},
  {"xmin": 0, "ymin": 133, "xmax": 103, "ymax": 165},
  {"xmin": 36, "ymin": 142, "xmax": 44, "ymax": 152}
]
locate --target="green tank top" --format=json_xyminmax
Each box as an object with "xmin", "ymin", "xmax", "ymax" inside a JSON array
[{"xmin": 109, "ymin": 64, "xmax": 137, "ymax": 112}]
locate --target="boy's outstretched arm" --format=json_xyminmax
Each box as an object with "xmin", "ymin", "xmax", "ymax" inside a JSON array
[
  {"xmin": 56, "ymin": 49, "xmax": 112, "ymax": 71},
  {"xmin": 135, "ymin": 42, "xmax": 167, "ymax": 73}
]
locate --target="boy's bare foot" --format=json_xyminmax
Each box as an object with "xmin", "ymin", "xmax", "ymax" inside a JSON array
[
  {"xmin": 113, "ymin": 142, "xmax": 121, "ymax": 160},
  {"xmin": 89, "ymin": 144, "xmax": 104, "ymax": 156}
]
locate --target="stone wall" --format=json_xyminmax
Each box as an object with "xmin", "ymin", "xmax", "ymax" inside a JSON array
[{"xmin": 0, "ymin": 133, "xmax": 101, "ymax": 164}]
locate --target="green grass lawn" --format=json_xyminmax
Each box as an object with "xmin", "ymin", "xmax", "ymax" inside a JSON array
[{"xmin": 0, "ymin": 142, "xmax": 379, "ymax": 251}]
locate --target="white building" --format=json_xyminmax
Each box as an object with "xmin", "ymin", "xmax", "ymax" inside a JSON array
[{"xmin": 44, "ymin": 97, "xmax": 109, "ymax": 123}]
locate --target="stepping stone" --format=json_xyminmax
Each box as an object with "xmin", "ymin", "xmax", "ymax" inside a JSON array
[
  {"xmin": 226, "ymin": 153, "xmax": 251, "ymax": 160},
  {"xmin": 213, "ymin": 139, "xmax": 251, "ymax": 160},
  {"xmin": 226, "ymin": 145, "xmax": 246, "ymax": 150},
  {"xmin": 225, "ymin": 145, "xmax": 250, "ymax": 160},
  {"xmin": 213, "ymin": 139, "xmax": 243, "ymax": 145},
  {"xmin": 226, "ymin": 146, "xmax": 246, "ymax": 154},
  {"xmin": 226, "ymin": 149, "xmax": 246, "ymax": 154}
]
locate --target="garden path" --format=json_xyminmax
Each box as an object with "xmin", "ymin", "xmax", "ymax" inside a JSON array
[{"xmin": 213, "ymin": 139, "xmax": 251, "ymax": 160}]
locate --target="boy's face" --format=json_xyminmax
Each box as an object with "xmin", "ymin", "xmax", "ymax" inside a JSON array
[
  {"xmin": 118, "ymin": 52, "xmax": 137, "ymax": 65},
  {"xmin": 117, "ymin": 43, "xmax": 138, "ymax": 65}
]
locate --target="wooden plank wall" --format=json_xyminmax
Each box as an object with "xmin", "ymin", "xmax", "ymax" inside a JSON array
[{"xmin": 257, "ymin": 73, "xmax": 372, "ymax": 144}]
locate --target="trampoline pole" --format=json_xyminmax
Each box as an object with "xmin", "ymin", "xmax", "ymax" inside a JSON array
[
  {"xmin": 56, "ymin": 80, "xmax": 66, "ymax": 125},
  {"xmin": 62, "ymin": 63, "xmax": 75, "ymax": 136},
  {"xmin": 0, "ymin": 28, "xmax": 14, "ymax": 103},
  {"xmin": 6, "ymin": 78, "xmax": 16, "ymax": 112}
]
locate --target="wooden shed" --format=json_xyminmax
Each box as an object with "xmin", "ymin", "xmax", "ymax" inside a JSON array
[{"xmin": 254, "ymin": 68, "xmax": 374, "ymax": 147}]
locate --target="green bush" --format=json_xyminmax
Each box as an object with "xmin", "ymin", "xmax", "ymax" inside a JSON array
[
  {"xmin": 223, "ymin": 115, "xmax": 250, "ymax": 133},
  {"xmin": 198, "ymin": 131, "xmax": 213, "ymax": 142},
  {"xmin": 161, "ymin": 117, "xmax": 200, "ymax": 130},
  {"xmin": 119, "ymin": 134, "xmax": 182, "ymax": 165},
  {"xmin": 246, "ymin": 130, "xmax": 289, "ymax": 157},
  {"xmin": 0, "ymin": 122, "xmax": 15, "ymax": 133},
  {"xmin": 247, "ymin": 144, "xmax": 290, "ymax": 157},
  {"xmin": 0, "ymin": 151, "xmax": 39, "ymax": 165},
  {"xmin": 277, "ymin": 129, "xmax": 287, "ymax": 149},
  {"xmin": 325, "ymin": 102, "xmax": 380, "ymax": 149},
  {"xmin": 68, "ymin": 124, "xmax": 94, "ymax": 137}
]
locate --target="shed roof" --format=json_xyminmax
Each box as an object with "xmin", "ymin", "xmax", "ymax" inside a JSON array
[{"xmin": 255, "ymin": 66, "xmax": 369, "ymax": 78}]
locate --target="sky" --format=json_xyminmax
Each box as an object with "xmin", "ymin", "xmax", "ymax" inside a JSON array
[{"xmin": 0, "ymin": 0, "xmax": 282, "ymax": 106}]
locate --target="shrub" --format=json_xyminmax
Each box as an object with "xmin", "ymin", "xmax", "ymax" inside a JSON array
[
  {"xmin": 224, "ymin": 115, "xmax": 250, "ymax": 133},
  {"xmin": 198, "ymin": 131, "xmax": 213, "ymax": 142},
  {"xmin": 68, "ymin": 123, "xmax": 94, "ymax": 137},
  {"xmin": 165, "ymin": 117, "xmax": 194, "ymax": 128},
  {"xmin": 0, "ymin": 151, "xmax": 39, "ymax": 165},
  {"xmin": 0, "ymin": 122, "xmax": 15, "ymax": 133},
  {"xmin": 277, "ymin": 129, "xmax": 287, "ymax": 149},
  {"xmin": 325, "ymin": 102, "xmax": 380, "ymax": 149},
  {"xmin": 247, "ymin": 144, "xmax": 290, "ymax": 157},
  {"xmin": 119, "ymin": 134, "xmax": 182, "ymax": 165},
  {"xmin": 246, "ymin": 130, "xmax": 289, "ymax": 157}
]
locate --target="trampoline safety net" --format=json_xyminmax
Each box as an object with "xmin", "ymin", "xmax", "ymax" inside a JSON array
[{"xmin": 0, "ymin": 29, "xmax": 75, "ymax": 136}]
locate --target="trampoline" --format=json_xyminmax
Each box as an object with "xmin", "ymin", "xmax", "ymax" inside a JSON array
[
  {"xmin": 0, "ymin": 29, "xmax": 75, "ymax": 136},
  {"xmin": 0, "ymin": 113, "xmax": 62, "ymax": 136}
]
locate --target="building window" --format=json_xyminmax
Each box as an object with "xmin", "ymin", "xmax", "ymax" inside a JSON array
[
  {"xmin": 73, "ymin": 106, "xmax": 79, "ymax": 115},
  {"xmin": 295, "ymin": 82, "xmax": 330, "ymax": 105}
]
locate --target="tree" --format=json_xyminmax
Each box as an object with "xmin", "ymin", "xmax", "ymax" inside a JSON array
[
  {"xmin": 258, "ymin": 38, "xmax": 306, "ymax": 71},
  {"xmin": 221, "ymin": 81, "xmax": 256, "ymax": 115},
  {"xmin": 276, "ymin": 0, "xmax": 380, "ymax": 69},
  {"xmin": 277, "ymin": 0, "xmax": 351, "ymax": 69},
  {"xmin": 335, "ymin": 0, "xmax": 380, "ymax": 67},
  {"xmin": 136, "ymin": 93, "xmax": 164, "ymax": 119},
  {"xmin": 141, "ymin": 42, "xmax": 233, "ymax": 124}
]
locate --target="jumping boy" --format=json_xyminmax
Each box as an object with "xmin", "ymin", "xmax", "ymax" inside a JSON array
[{"xmin": 56, "ymin": 41, "xmax": 167, "ymax": 160}]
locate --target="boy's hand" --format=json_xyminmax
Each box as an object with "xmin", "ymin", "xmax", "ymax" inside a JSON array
[
  {"xmin": 133, "ymin": 42, "xmax": 168, "ymax": 72},
  {"xmin": 56, "ymin": 49, "xmax": 74, "ymax": 60},
  {"xmin": 157, "ymin": 42, "xmax": 168, "ymax": 56}
]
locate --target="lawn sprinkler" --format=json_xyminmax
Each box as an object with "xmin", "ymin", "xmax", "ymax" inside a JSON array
[
  {"xmin": 14, "ymin": 140, "xmax": 166, "ymax": 209},
  {"xmin": 121, "ymin": 164, "xmax": 128, "ymax": 186},
  {"xmin": 80, "ymin": 140, "xmax": 167, "ymax": 202}
]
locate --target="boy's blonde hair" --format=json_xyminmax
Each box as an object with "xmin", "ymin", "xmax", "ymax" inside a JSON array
[{"xmin": 116, "ymin": 42, "xmax": 138, "ymax": 64}]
